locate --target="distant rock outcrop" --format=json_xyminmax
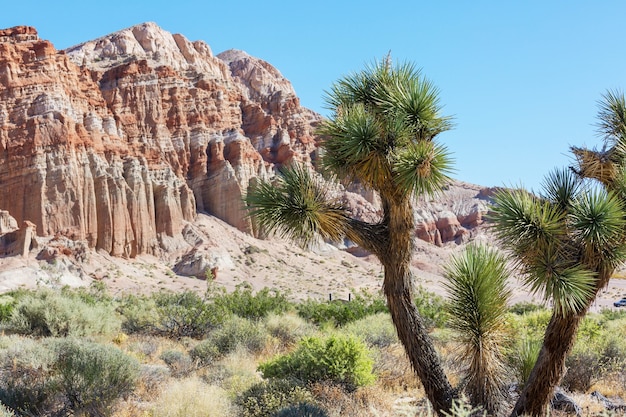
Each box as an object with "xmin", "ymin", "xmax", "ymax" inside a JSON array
[{"xmin": 0, "ymin": 23, "xmax": 320, "ymax": 257}]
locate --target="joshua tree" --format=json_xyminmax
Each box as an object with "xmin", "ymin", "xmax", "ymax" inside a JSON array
[
  {"xmin": 443, "ymin": 243, "xmax": 512, "ymax": 416},
  {"xmin": 246, "ymin": 59, "xmax": 457, "ymax": 415},
  {"xmin": 491, "ymin": 134, "xmax": 626, "ymax": 416}
]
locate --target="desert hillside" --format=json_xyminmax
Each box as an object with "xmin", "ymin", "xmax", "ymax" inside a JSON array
[{"xmin": 0, "ymin": 23, "xmax": 624, "ymax": 309}]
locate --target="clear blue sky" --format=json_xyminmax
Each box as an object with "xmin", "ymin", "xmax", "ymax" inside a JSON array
[{"xmin": 3, "ymin": 1, "xmax": 626, "ymax": 191}]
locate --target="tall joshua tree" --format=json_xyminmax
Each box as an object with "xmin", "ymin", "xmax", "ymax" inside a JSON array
[
  {"xmin": 246, "ymin": 59, "xmax": 457, "ymax": 415},
  {"xmin": 491, "ymin": 91, "xmax": 626, "ymax": 417}
]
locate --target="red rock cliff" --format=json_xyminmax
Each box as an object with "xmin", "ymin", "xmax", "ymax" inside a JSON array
[{"xmin": 0, "ymin": 23, "xmax": 322, "ymax": 256}]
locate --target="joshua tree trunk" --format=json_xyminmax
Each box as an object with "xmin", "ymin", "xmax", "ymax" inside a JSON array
[
  {"xmin": 510, "ymin": 312, "xmax": 582, "ymax": 417},
  {"xmin": 511, "ymin": 273, "xmax": 612, "ymax": 417},
  {"xmin": 379, "ymin": 196, "xmax": 455, "ymax": 416}
]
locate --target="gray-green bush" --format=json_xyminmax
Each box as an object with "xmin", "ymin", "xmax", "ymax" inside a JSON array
[
  {"xmin": 7, "ymin": 288, "xmax": 120, "ymax": 337},
  {"xmin": 118, "ymin": 290, "xmax": 228, "ymax": 339},
  {"xmin": 211, "ymin": 283, "xmax": 292, "ymax": 320},
  {"xmin": 237, "ymin": 379, "xmax": 315, "ymax": 417},
  {"xmin": 296, "ymin": 292, "xmax": 387, "ymax": 327},
  {"xmin": 210, "ymin": 316, "xmax": 268, "ymax": 356},
  {"xmin": 0, "ymin": 338, "xmax": 139, "ymax": 417},
  {"xmin": 271, "ymin": 402, "xmax": 328, "ymax": 417},
  {"xmin": 55, "ymin": 338, "xmax": 140, "ymax": 416},
  {"xmin": 343, "ymin": 312, "xmax": 397, "ymax": 348}
]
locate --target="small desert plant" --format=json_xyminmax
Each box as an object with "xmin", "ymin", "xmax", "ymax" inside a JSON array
[
  {"xmin": 264, "ymin": 312, "xmax": 316, "ymax": 347},
  {"xmin": 561, "ymin": 346, "xmax": 602, "ymax": 392},
  {"xmin": 509, "ymin": 337, "xmax": 542, "ymax": 385},
  {"xmin": 159, "ymin": 350, "xmax": 194, "ymax": 378},
  {"xmin": 296, "ymin": 291, "xmax": 387, "ymax": 326},
  {"xmin": 413, "ymin": 285, "xmax": 448, "ymax": 329},
  {"xmin": 153, "ymin": 290, "xmax": 228, "ymax": 339},
  {"xmin": 0, "ymin": 296, "xmax": 15, "ymax": 323},
  {"xmin": 258, "ymin": 334, "xmax": 375, "ymax": 389},
  {"xmin": 212, "ymin": 283, "xmax": 292, "ymax": 320},
  {"xmin": 54, "ymin": 338, "xmax": 140, "ymax": 416},
  {"xmin": 209, "ymin": 316, "xmax": 268, "ymax": 356},
  {"xmin": 189, "ymin": 339, "xmax": 221, "ymax": 367},
  {"xmin": 117, "ymin": 294, "xmax": 160, "ymax": 334},
  {"xmin": 309, "ymin": 382, "xmax": 394, "ymax": 417},
  {"xmin": 443, "ymin": 243, "xmax": 511, "ymax": 415},
  {"xmin": 137, "ymin": 364, "xmax": 170, "ymax": 398},
  {"xmin": 0, "ymin": 338, "xmax": 59, "ymax": 415},
  {"xmin": 237, "ymin": 379, "xmax": 315, "ymax": 417},
  {"xmin": 7, "ymin": 288, "xmax": 120, "ymax": 337},
  {"xmin": 509, "ymin": 301, "xmax": 545, "ymax": 315},
  {"xmin": 271, "ymin": 402, "xmax": 328, "ymax": 417},
  {"xmin": 343, "ymin": 312, "xmax": 398, "ymax": 348},
  {"xmin": 0, "ymin": 337, "xmax": 139, "ymax": 416}
]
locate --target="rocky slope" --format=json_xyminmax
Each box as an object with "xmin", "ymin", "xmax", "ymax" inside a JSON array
[
  {"xmin": 0, "ymin": 22, "xmax": 511, "ymax": 299},
  {"xmin": 0, "ymin": 23, "xmax": 321, "ymax": 259}
]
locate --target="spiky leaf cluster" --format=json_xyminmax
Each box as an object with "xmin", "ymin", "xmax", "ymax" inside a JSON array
[
  {"xmin": 443, "ymin": 243, "xmax": 511, "ymax": 415},
  {"xmin": 491, "ymin": 168, "xmax": 626, "ymax": 315},
  {"xmin": 245, "ymin": 166, "xmax": 348, "ymax": 247},
  {"xmin": 318, "ymin": 59, "xmax": 454, "ymax": 198}
]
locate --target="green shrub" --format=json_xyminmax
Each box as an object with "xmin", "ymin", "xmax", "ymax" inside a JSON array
[
  {"xmin": 152, "ymin": 290, "xmax": 228, "ymax": 339},
  {"xmin": 343, "ymin": 312, "xmax": 398, "ymax": 348},
  {"xmin": 212, "ymin": 283, "xmax": 292, "ymax": 320},
  {"xmin": 117, "ymin": 294, "xmax": 160, "ymax": 334},
  {"xmin": 271, "ymin": 402, "xmax": 328, "ymax": 417},
  {"xmin": 209, "ymin": 316, "xmax": 268, "ymax": 356},
  {"xmin": 264, "ymin": 313, "xmax": 316, "ymax": 347},
  {"xmin": 7, "ymin": 288, "xmax": 120, "ymax": 337},
  {"xmin": 511, "ymin": 308, "xmax": 552, "ymax": 341},
  {"xmin": 54, "ymin": 338, "xmax": 140, "ymax": 416},
  {"xmin": 413, "ymin": 286, "xmax": 448, "ymax": 329},
  {"xmin": 237, "ymin": 379, "xmax": 315, "ymax": 417},
  {"xmin": 0, "ymin": 337, "xmax": 140, "ymax": 417},
  {"xmin": 0, "ymin": 296, "xmax": 15, "ymax": 323},
  {"xmin": 508, "ymin": 301, "xmax": 545, "ymax": 315},
  {"xmin": 189, "ymin": 339, "xmax": 220, "ymax": 367},
  {"xmin": 258, "ymin": 334, "xmax": 375, "ymax": 388},
  {"xmin": 0, "ymin": 338, "xmax": 60, "ymax": 415},
  {"xmin": 562, "ymin": 346, "xmax": 601, "ymax": 392},
  {"xmin": 296, "ymin": 291, "xmax": 387, "ymax": 326},
  {"xmin": 508, "ymin": 337, "xmax": 542, "ymax": 385},
  {"xmin": 159, "ymin": 350, "xmax": 194, "ymax": 378}
]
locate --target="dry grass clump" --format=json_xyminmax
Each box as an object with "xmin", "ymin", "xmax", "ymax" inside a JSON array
[
  {"xmin": 151, "ymin": 376, "xmax": 234, "ymax": 417},
  {"xmin": 373, "ymin": 344, "xmax": 424, "ymax": 394},
  {"xmin": 264, "ymin": 312, "xmax": 316, "ymax": 349},
  {"xmin": 309, "ymin": 382, "xmax": 394, "ymax": 416},
  {"xmin": 203, "ymin": 346, "xmax": 262, "ymax": 396}
]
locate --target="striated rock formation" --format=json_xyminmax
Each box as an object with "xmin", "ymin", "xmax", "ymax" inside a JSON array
[
  {"xmin": 0, "ymin": 23, "xmax": 321, "ymax": 257},
  {"xmin": 0, "ymin": 21, "xmax": 487, "ymax": 266},
  {"xmin": 414, "ymin": 182, "xmax": 492, "ymax": 246}
]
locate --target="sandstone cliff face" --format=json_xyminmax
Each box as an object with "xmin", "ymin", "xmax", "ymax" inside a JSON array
[{"xmin": 0, "ymin": 23, "xmax": 321, "ymax": 256}]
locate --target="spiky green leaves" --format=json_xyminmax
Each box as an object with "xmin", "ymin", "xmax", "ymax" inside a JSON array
[
  {"xmin": 394, "ymin": 141, "xmax": 454, "ymax": 197},
  {"xmin": 319, "ymin": 57, "xmax": 453, "ymax": 197},
  {"xmin": 443, "ymin": 244, "xmax": 510, "ymax": 414},
  {"xmin": 596, "ymin": 89, "xmax": 626, "ymax": 147},
  {"xmin": 491, "ymin": 189, "xmax": 566, "ymax": 264},
  {"xmin": 490, "ymin": 181, "xmax": 626, "ymax": 315},
  {"xmin": 318, "ymin": 104, "xmax": 393, "ymax": 188},
  {"xmin": 245, "ymin": 165, "xmax": 349, "ymax": 247},
  {"xmin": 570, "ymin": 189, "xmax": 626, "ymax": 272},
  {"xmin": 444, "ymin": 244, "xmax": 511, "ymax": 345}
]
